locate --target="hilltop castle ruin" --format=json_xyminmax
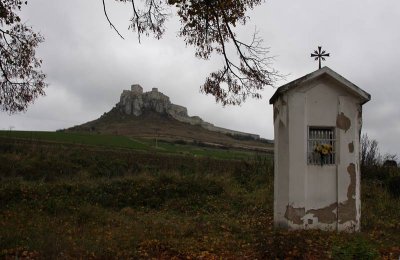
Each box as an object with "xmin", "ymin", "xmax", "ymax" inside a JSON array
[{"xmin": 118, "ymin": 84, "xmax": 261, "ymax": 140}]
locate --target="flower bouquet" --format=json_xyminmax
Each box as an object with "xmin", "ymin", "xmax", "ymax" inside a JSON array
[{"xmin": 314, "ymin": 143, "xmax": 333, "ymax": 166}]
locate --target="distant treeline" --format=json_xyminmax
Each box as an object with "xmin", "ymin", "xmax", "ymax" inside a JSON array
[{"xmin": 225, "ymin": 132, "xmax": 273, "ymax": 144}]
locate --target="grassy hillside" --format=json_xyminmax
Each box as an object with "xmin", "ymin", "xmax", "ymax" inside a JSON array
[
  {"xmin": 0, "ymin": 130, "xmax": 148, "ymax": 150},
  {"xmin": 0, "ymin": 130, "xmax": 263, "ymax": 160},
  {"xmin": 67, "ymin": 109, "xmax": 273, "ymax": 152},
  {"xmin": 0, "ymin": 137, "xmax": 399, "ymax": 259}
]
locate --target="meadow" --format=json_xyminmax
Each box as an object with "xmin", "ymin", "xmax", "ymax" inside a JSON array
[
  {"xmin": 0, "ymin": 130, "xmax": 259, "ymax": 160},
  {"xmin": 0, "ymin": 134, "xmax": 399, "ymax": 259}
]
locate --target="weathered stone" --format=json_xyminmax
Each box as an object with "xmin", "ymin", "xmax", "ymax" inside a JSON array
[
  {"xmin": 117, "ymin": 84, "xmax": 261, "ymax": 140},
  {"xmin": 131, "ymin": 84, "xmax": 143, "ymax": 95}
]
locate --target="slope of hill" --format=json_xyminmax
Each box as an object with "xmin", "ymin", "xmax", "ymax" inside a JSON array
[
  {"xmin": 68, "ymin": 85, "xmax": 273, "ymax": 152},
  {"xmin": 68, "ymin": 108, "xmax": 272, "ymax": 152}
]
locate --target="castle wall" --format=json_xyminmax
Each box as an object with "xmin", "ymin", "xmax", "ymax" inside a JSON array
[{"xmin": 131, "ymin": 84, "xmax": 143, "ymax": 94}]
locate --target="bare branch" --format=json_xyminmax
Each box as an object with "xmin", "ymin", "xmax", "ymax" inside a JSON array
[
  {"xmin": 127, "ymin": 0, "xmax": 168, "ymax": 41},
  {"xmin": 104, "ymin": 0, "xmax": 279, "ymax": 105},
  {"xmin": 102, "ymin": 0, "xmax": 125, "ymax": 40},
  {"xmin": 130, "ymin": 0, "xmax": 142, "ymax": 42}
]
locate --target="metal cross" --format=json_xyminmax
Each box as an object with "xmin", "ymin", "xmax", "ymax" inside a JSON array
[{"xmin": 311, "ymin": 46, "xmax": 330, "ymax": 69}]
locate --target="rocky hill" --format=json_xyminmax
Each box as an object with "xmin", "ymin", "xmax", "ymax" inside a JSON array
[
  {"xmin": 119, "ymin": 84, "xmax": 261, "ymax": 140},
  {"xmin": 69, "ymin": 84, "xmax": 273, "ymax": 151}
]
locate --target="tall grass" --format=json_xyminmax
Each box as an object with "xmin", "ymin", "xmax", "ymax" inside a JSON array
[{"xmin": 0, "ymin": 138, "xmax": 399, "ymax": 259}]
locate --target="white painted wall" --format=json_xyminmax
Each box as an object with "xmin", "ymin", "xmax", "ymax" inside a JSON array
[{"xmin": 273, "ymin": 74, "xmax": 364, "ymax": 232}]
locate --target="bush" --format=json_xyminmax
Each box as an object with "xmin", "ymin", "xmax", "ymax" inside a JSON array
[
  {"xmin": 173, "ymin": 139, "xmax": 187, "ymax": 145},
  {"xmin": 86, "ymin": 175, "xmax": 224, "ymax": 211},
  {"xmin": 232, "ymin": 155, "xmax": 273, "ymax": 191},
  {"xmin": 332, "ymin": 237, "xmax": 379, "ymax": 260},
  {"xmin": 362, "ymin": 165, "xmax": 391, "ymax": 182},
  {"xmin": 387, "ymin": 176, "xmax": 400, "ymax": 198},
  {"xmin": 89, "ymin": 158, "xmax": 128, "ymax": 178}
]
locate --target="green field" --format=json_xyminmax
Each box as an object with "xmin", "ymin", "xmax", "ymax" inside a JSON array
[
  {"xmin": 0, "ymin": 130, "xmax": 260, "ymax": 160},
  {"xmin": 0, "ymin": 130, "xmax": 148, "ymax": 149},
  {"xmin": 0, "ymin": 136, "xmax": 399, "ymax": 259}
]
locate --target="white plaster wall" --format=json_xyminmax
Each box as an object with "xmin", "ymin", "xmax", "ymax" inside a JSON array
[
  {"xmin": 273, "ymin": 76, "xmax": 362, "ymax": 231},
  {"xmin": 273, "ymin": 98, "xmax": 290, "ymax": 228},
  {"xmin": 288, "ymin": 93, "xmax": 307, "ymax": 205},
  {"xmin": 304, "ymin": 79, "xmax": 340, "ymax": 230},
  {"xmin": 306, "ymin": 166, "xmax": 336, "ymax": 208}
]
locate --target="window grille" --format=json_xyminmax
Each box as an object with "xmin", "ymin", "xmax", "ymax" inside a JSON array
[{"xmin": 308, "ymin": 127, "xmax": 336, "ymax": 165}]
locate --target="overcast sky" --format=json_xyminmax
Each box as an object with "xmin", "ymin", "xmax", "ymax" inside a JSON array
[{"xmin": 1, "ymin": 0, "xmax": 399, "ymax": 157}]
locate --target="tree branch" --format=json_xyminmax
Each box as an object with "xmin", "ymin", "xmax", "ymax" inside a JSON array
[
  {"xmin": 102, "ymin": 0, "xmax": 125, "ymax": 40},
  {"xmin": 130, "ymin": 0, "xmax": 141, "ymax": 42}
]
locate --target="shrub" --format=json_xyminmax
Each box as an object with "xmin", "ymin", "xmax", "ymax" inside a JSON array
[
  {"xmin": 332, "ymin": 237, "xmax": 379, "ymax": 260},
  {"xmin": 232, "ymin": 155, "xmax": 273, "ymax": 191},
  {"xmin": 362, "ymin": 165, "xmax": 391, "ymax": 182},
  {"xmin": 387, "ymin": 176, "xmax": 400, "ymax": 198},
  {"xmin": 89, "ymin": 158, "xmax": 128, "ymax": 178},
  {"xmin": 173, "ymin": 139, "xmax": 187, "ymax": 145}
]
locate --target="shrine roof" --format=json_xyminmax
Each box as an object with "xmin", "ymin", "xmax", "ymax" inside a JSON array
[{"xmin": 269, "ymin": 66, "xmax": 371, "ymax": 105}]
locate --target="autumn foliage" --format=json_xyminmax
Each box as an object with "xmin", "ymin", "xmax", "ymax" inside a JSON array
[{"xmin": 0, "ymin": 0, "xmax": 47, "ymax": 113}]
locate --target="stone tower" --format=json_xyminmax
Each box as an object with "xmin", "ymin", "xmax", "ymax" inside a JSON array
[{"xmin": 131, "ymin": 84, "xmax": 143, "ymax": 95}]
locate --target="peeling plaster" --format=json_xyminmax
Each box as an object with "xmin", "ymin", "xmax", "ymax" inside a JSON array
[
  {"xmin": 336, "ymin": 112, "xmax": 351, "ymax": 132},
  {"xmin": 346, "ymin": 164, "xmax": 356, "ymax": 202},
  {"xmin": 348, "ymin": 142, "xmax": 354, "ymax": 153},
  {"xmin": 284, "ymin": 164, "xmax": 357, "ymax": 226},
  {"xmin": 284, "ymin": 203, "xmax": 338, "ymax": 225},
  {"xmin": 284, "ymin": 205, "xmax": 305, "ymax": 225},
  {"xmin": 338, "ymin": 198, "xmax": 356, "ymax": 224},
  {"xmin": 338, "ymin": 163, "xmax": 356, "ymax": 224},
  {"xmin": 307, "ymin": 203, "xmax": 337, "ymax": 224}
]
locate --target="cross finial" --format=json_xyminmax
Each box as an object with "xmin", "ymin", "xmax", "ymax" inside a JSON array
[{"xmin": 311, "ymin": 46, "xmax": 330, "ymax": 69}]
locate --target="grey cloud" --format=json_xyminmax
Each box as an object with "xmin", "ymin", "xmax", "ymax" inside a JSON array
[{"xmin": 1, "ymin": 0, "xmax": 399, "ymax": 156}]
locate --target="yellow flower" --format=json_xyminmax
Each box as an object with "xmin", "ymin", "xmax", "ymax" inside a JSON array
[
  {"xmin": 314, "ymin": 144, "xmax": 322, "ymax": 153},
  {"xmin": 315, "ymin": 143, "xmax": 332, "ymax": 156}
]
